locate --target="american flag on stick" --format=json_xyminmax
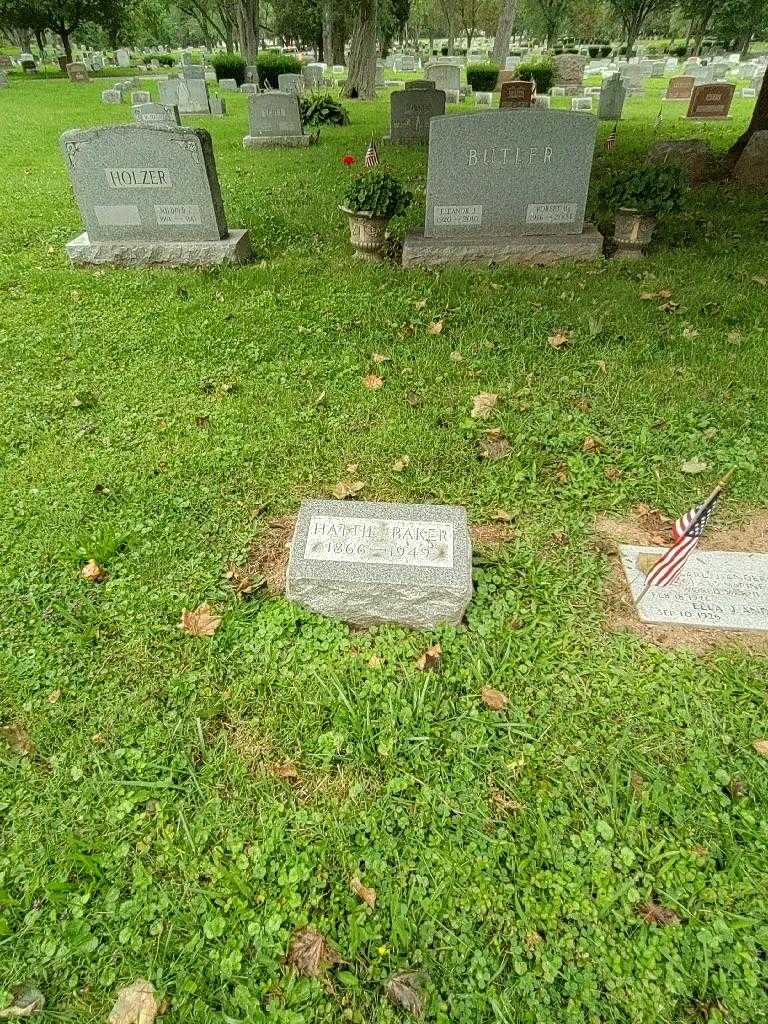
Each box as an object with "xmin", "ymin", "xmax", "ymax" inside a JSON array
[
  {"xmin": 364, "ymin": 135, "xmax": 380, "ymax": 168},
  {"xmin": 636, "ymin": 468, "xmax": 735, "ymax": 603},
  {"xmin": 605, "ymin": 123, "xmax": 618, "ymax": 151}
]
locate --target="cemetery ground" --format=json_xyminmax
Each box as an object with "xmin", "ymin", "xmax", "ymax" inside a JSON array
[{"xmin": 2, "ymin": 74, "xmax": 768, "ymax": 1024}]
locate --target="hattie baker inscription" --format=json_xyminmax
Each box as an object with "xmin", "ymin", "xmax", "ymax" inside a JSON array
[
  {"xmin": 304, "ymin": 515, "xmax": 455, "ymax": 568},
  {"xmin": 468, "ymin": 146, "xmax": 553, "ymax": 167}
]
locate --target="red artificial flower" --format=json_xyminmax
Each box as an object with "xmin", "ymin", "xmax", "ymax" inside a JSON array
[{"xmin": 342, "ymin": 154, "xmax": 356, "ymax": 166}]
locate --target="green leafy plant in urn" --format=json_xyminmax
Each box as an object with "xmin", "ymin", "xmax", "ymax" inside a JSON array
[
  {"xmin": 340, "ymin": 161, "xmax": 412, "ymax": 261},
  {"xmin": 597, "ymin": 164, "xmax": 687, "ymax": 259}
]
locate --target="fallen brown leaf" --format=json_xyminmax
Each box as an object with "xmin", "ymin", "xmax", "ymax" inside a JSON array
[
  {"xmin": 179, "ymin": 603, "xmax": 222, "ymax": 637},
  {"xmin": 637, "ymin": 901, "xmax": 680, "ymax": 926},
  {"xmin": 384, "ymin": 971, "xmax": 426, "ymax": 1017},
  {"xmin": 449, "ymin": 350, "xmax": 463, "ymax": 362},
  {"xmin": 47, "ymin": 689, "xmax": 61, "ymax": 705},
  {"xmin": 80, "ymin": 559, "xmax": 107, "ymax": 583},
  {"xmin": 481, "ymin": 686, "xmax": 508, "ymax": 711},
  {"xmin": 272, "ymin": 762, "xmax": 300, "ymax": 781},
  {"xmin": 362, "ymin": 374, "xmax": 384, "ymax": 391},
  {"xmin": 492, "ymin": 509, "xmax": 513, "ymax": 523},
  {"xmin": 426, "ymin": 319, "xmax": 444, "ymax": 335},
  {"xmin": 478, "ymin": 430, "xmax": 511, "ymax": 460},
  {"xmin": 0, "ymin": 724, "xmax": 34, "ymax": 756},
  {"xmin": 582, "ymin": 436, "xmax": 604, "ymax": 454},
  {"xmin": 391, "ymin": 456, "xmax": 410, "ymax": 472},
  {"xmin": 604, "ymin": 465, "xmax": 623, "ymax": 482},
  {"xmin": 490, "ymin": 787, "xmax": 523, "ymax": 813},
  {"xmin": 752, "ymin": 739, "xmax": 768, "ymax": 757},
  {"xmin": 415, "ymin": 644, "xmax": 442, "ymax": 672},
  {"xmin": 413, "ymin": 297, "xmax": 428, "ymax": 310},
  {"xmin": 332, "ymin": 479, "xmax": 366, "ymax": 500},
  {"xmin": 471, "ymin": 392, "xmax": 498, "ymax": 419},
  {"xmin": 286, "ymin": 927, "xmax": 342, "ymax": 977},
  {"xmin": 372, "ymin": 352, "xmax": 390, "ymax": 364},
  {"xmin": 225, "ymin": 567, "xmax": 262, "ymax": 598},
  {"xmin": 367, "ymin": 654, "xmax": 383, "ymax": 668},
  {"xmin": 108, "ymin": 979, "xmax": 158, "ymax": 1024},
  {"xmin": 350, "ymin": 877, "xmax": 376, "ymax": 908},
  {"xmin": 548, "ymin": 330, "xmax": 571, "ymax": 350}
]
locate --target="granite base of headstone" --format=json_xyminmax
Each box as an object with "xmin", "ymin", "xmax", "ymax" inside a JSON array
[
  {"xmin": 286, "ymin": 500, "xmax": 473, "ymax": 629},
  {"xmin": 402, "ymin": 109, "xmax": 603, "ymax": 268},
  {"xmin": 475, "ymin": 91, "xmax": 492, "ymax": 105},
  {"xmin": 242, "ymin": 92, "xmax": 312, "ymax": 148},
  {"xmin": 208, "ymin": 96, "xmax": 226, "ymax": 117},
  {"xmin": 61, "ymin": 124, "xmax": 251, "ymax": 267}
]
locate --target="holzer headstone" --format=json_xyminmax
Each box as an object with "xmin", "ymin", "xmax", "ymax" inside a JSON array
[
  {"xmin": 243, "ymin": 92, "xmax": 310, "ymax": 147},
  {"xmin": 686, "ymin": 82, "xmax": 734, "ymax": 119},
  {"xmin": 286, "ymin": 499, "xmax": 473, "ymax": 629},
  {"xmin": 499, "ymin": 80, "xmax": 533, "ymax": 109},
  {"xmin": 60, "ymin": 124, "xmax": 250, "ymax": 266},
  {"xmin": 402, "ymin": 109, "xmax": 603, "ymax": 267},
  {"xmin": 387, "ymin": 88, "xmax": 446, "ymax": 144}
]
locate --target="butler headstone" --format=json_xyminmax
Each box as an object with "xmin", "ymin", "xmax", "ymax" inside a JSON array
[
  {"xmin": 243, "ymin": 92, "xmax": 310, "ymax": 147},
  {"xmin": 686, "ymin": 82, "xmax": 734, "ymax": 119},
  {"xmin": 60, "ymin": 124, "xmax": 250, "ymax": 266},
  {"xmin": 388, "ymin": 88, "xmax": 446, "ymax": 144},
  {"xmin": 402, "ymin": 108, "xmax": 603, "ymax": 267},
  {"xmin": 597, "ymin": 74, "xmax": 626, "ymax": 120},
  {"xmin": 621, "ymin": 546, "xmax": 768, "ymax": 632},
  {"xmin": 665, "ymin": 75, "xmax": 694, "ymax": 100},
  {"xmin": 286, "ymin": 500, "xmax": 473, "ymax": 629},
  {"xmin": 67, "ymin": 62, "xmax": 90, "ymax": 84},
  {"xmin": 132, "ymin": 101, "xmax": 181, "ymax": 127},
  {"xmin": 499, "ymin": 80, "xmax": 533, "ymax": 109}
]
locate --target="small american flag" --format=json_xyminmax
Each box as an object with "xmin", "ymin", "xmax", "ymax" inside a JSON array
[
  {"xmin": 605, "ymin": 123, "xmax": 618, "ymax": 151},
  {"xmin": 364, "ymin": 136, "xmax": 379, "ymax": 168},
  {"xmin": 642, "ymin": 499, "xmax": 718, "ymax": 590}
]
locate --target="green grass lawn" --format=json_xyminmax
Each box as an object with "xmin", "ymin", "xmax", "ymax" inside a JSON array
[{"xmin": 1, "ymin": 75, "xmax": 767, "ymax": 1024}]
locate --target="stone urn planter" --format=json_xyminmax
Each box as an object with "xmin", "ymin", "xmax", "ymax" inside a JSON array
[
  {"xmin": 340, "ymin": 206, "xmax": 389, "ymax": 261},
  {"xmin": 613, "ymin": 206, "xmax": 656, "ymax": 259}
]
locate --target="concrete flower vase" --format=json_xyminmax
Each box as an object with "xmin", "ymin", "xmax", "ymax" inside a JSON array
[
  {"xmin": 613, "ymin": 207, "xmax": 656, "ymax": 259},
  {"xmin": 341, "ymin": 207, "xmax": 389, "ymax": 260}
]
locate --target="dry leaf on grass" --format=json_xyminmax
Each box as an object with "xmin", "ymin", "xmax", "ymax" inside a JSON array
[
  {"xmin": 286, "ymin": 927, "xmax": 342, "ymax": 977},
  {"xmin": 272, "ymin": 762, "xmax": 300, "ymax": 782},
  {"xmin": 481, "ymin": 686, "xmax": 508, "ymax": 711},
  {"xmin": 0, "ymin": 988, "xmax": 45, "ymax": 1020},
  {"xmin": 47, "ymin": 689, "xmax": 61, "ymax": 704},
  {"xmin": 224, "ymin": 567, "xmax": 262, "ymax": 598},
  {"xmin": 478, "ymin": 430, "xmax": 511, "ymax": 460},
  {"xmin": 548, "ymin": 331, "xmax": 571, "ymax": 350},
  {"xmin": 367, "ymin": 654, "xmax": 383, "ymax": 668},
  {"xmin": 752, "ymin": 739, "xmax": 768, "ymax": 757},
  {"xmin": 471, "ymin": 392, "xmax": 498, "ymax": 419},
  {"xmin": 582, "ymin": 436, "xmax": 604, "ymax": 454},
  {"xmin": 179, "ymin": 603, "xmax": 222, "ymax": 637},
  {"xmin": 449, "ymin": 350, "xmax": 463, "ymax": 362},
  {"xmin": 492, "ymin": 509, "xmax": 513, "ymax": 523},
  {"xmin": 362, "ymin": 373, "xmax": 384, "ymax": 390},
  {"xmin": 350, "ymin": 877, "xmax": 377, "ymax": 908},
  {"xmin": 194, "ymin": 415, "xmax": 209, "ymax": 429},
  {"xmin": 391, "ymin": 456, "xmax": 410, "ymax": 472},
  {"xmin": 333, "ymin": 479, "xmax": 366, "ymax": 500},
  {"xmin": 372, "ymin": 352, "xmax": 390, "ymax": 364},
  {"xmin": 426, "ymin": 319, "xmax": 444, "ymax": 335},
  {"xmin": 405, "ymin": 392, "xmax": 422, "ymax": 408},
  {"xmin": 0, "ymin": 724, "xmax": 34, "ymax": 757},
  {"xmin": 604, "ymin": 465, "xmax": 623, "ymax": 482},
  {"xmin": 415, "ymin": 644, "xmax": 442, "ymax": 672},
  {"xmin": 108, "ymin": 979, "xmax": 158, "ymax": 1024},
  {"xmin": 413, "ymin": 297, "xmax": 428, "ymax": 310},
  {"xmin": 640, "ymin": 289, "xmax": 672, "ymax": 300},
  {"xmin": 636, "ymin": 902, "xmax": 680, "ymax": 926},
  {"xmin": 490, "ymin": 788, "xmax": 523, "ymax": 813},
  {"xmin": 384, "ymin": 971, "xmax": 426, "ymax": 1017},
  {"xmin": 680, "ymin": 458, "xmax": 708, "ymax": 475},
  {"xmin": 80, "ymin": 559, "xmax": 107, "ymax": 583}
]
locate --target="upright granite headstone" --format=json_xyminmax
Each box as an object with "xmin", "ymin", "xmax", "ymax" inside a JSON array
[
  {"xmin": 554, "ymin": 54, "xmax": 587, "ymax": 94},
  {"xmin": 243, "ymin": 92, "xmax": 310, "ymax": 147},
  {"xmin": 219, "ymin": 78, "xmax": 238, "ymax": 92},
  {"xmin": 132, "ymin": 101, "xmax": 181, "ymax": 127},
  {"xmin": 286, "ymin": 500, "xmax": 473, "ymax": 629},
  {"xmin": 182, "ymin": 65, "xmax": 205, "ymax": 80},
  {"xmin": 245, "ymin": 65, "xmax": 260, "ymax": 84},
  {"xmin": 499, "ymin": 80, "xmax": 533, "ymax": 109},
  {"xmin": 664, "ymin": 75, "xmax": 694, "ymax": 100},
  {"xmin": 686, "ymin": 82, "xmax": 734, "ymax": 119},
  {"xmin": 91, "ymin": 52, "xmax": 105, "ymax": 71},
  {"xmin": 278, "ymin": 73, "xmax": 302, "ymax": 94},
  {"xmin": 60, "ymin": 124, "xmax": 250, "ymax": 266},
  {"xmin": 208, "ymin": 95, "xmax": 226, "ymax": 117},
  {"xmin": 116, "ymin": 48, "xmax": 131, "ymax": 68},
  {"xmin": 67, "ymin": 62, "xmax": 90, "ymax": 84},
  {"xmin": 426, "ymin": 63, "xmax": 461, "ymax": 94},
  {"xmin": 177, "ymin": 79, "xmax": 211, "ymax": 114},
  {"xmin": 387, "ymin": 88, "xmax": 446, "ymax": 144},
  {"xmin": 402, "ymin": 109, "xmax": 603, "ymax": 267},
  {"xmin": 597, "ymin": 74, "xmax": 626, "ymax": 120},
  {"xmin": 240, "ymin": 83, "xmax": 259, "ymax": 94},
  {"xmin": 405, "ymin": 79, "xmax": 436, "ymax": 90}
]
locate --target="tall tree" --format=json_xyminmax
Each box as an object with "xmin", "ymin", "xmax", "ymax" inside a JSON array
[
  {"xmin": 236, "ymin": 0, "xmax": 259, "ymax": 58},
  {"xmin": 492, "ymin": 0, "xmax": 518, "ymax": 60},
  {"xmin": 436, "ymin": 0, "xmax": 457, "ymax": 51},
  {"xmin": 344, "ymin": 0, "xmax": 377, "ymax": 98},
  {"xmin": 531, "ymin": 0, "xmax": 572, "ymax": 46},
  {"xmin": 730, "ymin": 73, "xmax": 768, "ymax": 158},
  {"xmin": 606, "ymin": 0, "xmax": 671, "ymax": 55}
]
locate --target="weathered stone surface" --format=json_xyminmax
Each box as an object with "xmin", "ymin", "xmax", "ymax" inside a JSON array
[
  {"xmin": 686, "ymin": 82, "xmax": 734, "ymax": 119},
  {"xmin": 646, "ymin": 139, "xmax": 722, "ymax": 186},
  {"xmin": 664, "ymin": 75, "xmax": 694, "ymax": 100},
  {"xmin": 405, "ymin": 79, "xmax": 436, "ymax": 90},
  {"xmin": 182, "ymin": 65, "xmax": 205, "ymax": 80},
  {"xmin": 499, "ymin": 80, "xmax": 533, "ymax": 109},
  {"xmin": 131, "ymin": 90, "xmax": 151, "ymax": 104},
  {"xmin": 426, "ymin": 63, "xmax": 461, "ymax": 93},
  {"xmin": 67, "ymin": 62, "xmax": 89, "ymax": 83},
  {"xmin": 597, "ymin": 75, "xmax": 626, "ymax": 120},
  {"xmin": 402, "ymin": 224, "xmax": 604, "ymax": 267},
  {"xmin": 732, "ymin": 131, "xmax": 768, "ymax": 188},
  {"xmin": 132, "ymin": 101, "xmax": 181, "ymax": 127},
  {"xmin": 243, "ymin": 92, "xmax": 309, "ymax": 147},
  {"xmin": 286, "ymin": 500, "xmax": 473, "ymax": 629},
  {"xmin": 387, "ymin": 88, "xmax": 446, "ymax": 144},
  {"xmin": 278, "ymin": 73, "xmax": 302, "ymax": 94},
  {"xmin": 65, "ymin": 229, "xmax": 251, "ymax": 266},
  {"xmin": 219, "ymin": 78, "xmax": 238, "ymax": 91},
  {"xmin": 102, "ymin": 89, "xmax": 122, "ymax": 104},
  {"xmin": 554, "ymin": 54, "xmax": 587, "ymax": 94}
]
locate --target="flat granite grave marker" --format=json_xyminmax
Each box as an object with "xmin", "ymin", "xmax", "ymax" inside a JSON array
[
  {"xmin": 102, "ymin": 89, "xmax": 122, "ymax": 104},
  {"xmin": 571, "ymin": 96, "xmax": 592, "ymax": 111},
  {"xmin": 132, "ymin": 101, "xmax": 181, "ymax": 127},
  {"xmin": 621, "ymin": 546, "xmax": 768, "ymax": 632},
  {"xmin": 67, "ymin": 62, "xmax": 90, "ymax": 83},
  {"xmin": 686, "ymin": 82, "xmax": 734, "ymax": 119},
  {"xmin": 387, "ymin": 88, "xmax": 446, "ymax": 144},
  {"xmin": 131, "ymin": 90, "xmax": 151, "ymax": 104},
  {"xmin": 243, "ymin": 92, "xmax": 311, "ymax": 147},
  {"xmin": 499, "ymin": 80, "xmax": 533, "ymax": 109},
  {"xmin": 664, "ymin": 75, "xmax": 695, "ymax": 100},
  {"xmin": 597, "ymin": 74, "xmax": 626, "ymax": 120},
  {"xmin": 60, "ymin": 124, "xmax": 250, "ymax": 266},
  {"xmin": 402, "ymin": 108, "xmax": 603, "ymax": 267},
  {"xmin": 286, "ymin": 499, "xmax": 473, "ymax": 629}
]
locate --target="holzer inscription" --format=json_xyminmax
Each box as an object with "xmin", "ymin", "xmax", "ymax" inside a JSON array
[{"xmin": 106, "ymin": 167, "xmax": 172, "ymax": 188}]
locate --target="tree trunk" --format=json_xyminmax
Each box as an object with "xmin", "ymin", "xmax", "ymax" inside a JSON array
[
  {"xmin": 58, "ymin": 28, "xmax": 73, "ymax": 63},
  {"xmin": 492, "ymin": 0, "xmax": 518, "ymax": 63},
  {"xmin": 322, "ymin": 3, "xmax": 332, "ymax": 62},
  {"xmin": 237, "ymin": 0, "xmax": 259, "ymax": 61},
  {"xmin": 729, "ymin": 71, "xmax": 768, "ymax": 159},
  {"xmin": 331, "ymin": 6, "xmax": 346, "ymax": 64},
  {"xmin": 343, "ymin": 0, "xmax": 377, "ymax": 99}
]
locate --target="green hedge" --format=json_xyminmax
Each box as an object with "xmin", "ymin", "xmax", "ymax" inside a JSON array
[
  {"xmin": 256, "ymin": 51, "xmax": 302, "ymax": 89},
  {"xmin": 466, "ymin": 62, "xmax": 499, "ymax": 92},
  {"xmin": 211, "ymin": 52, "xmax": 246, "ymax": 85},
  {"xmin": 517, "ymin": 57, "xmax": 556, "ymax": 94}
]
